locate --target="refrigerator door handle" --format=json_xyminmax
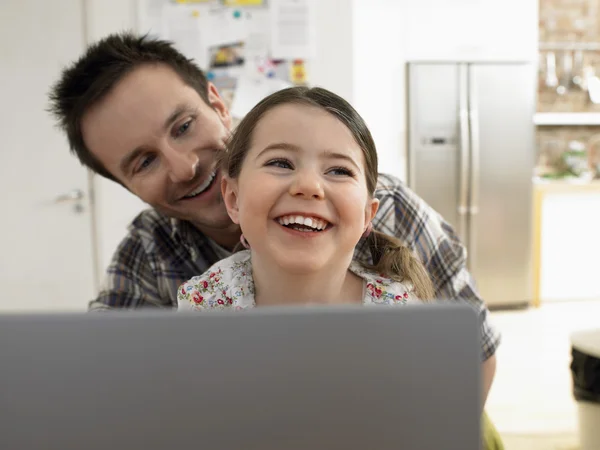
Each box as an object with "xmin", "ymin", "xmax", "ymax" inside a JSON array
[
  {"xmin": 468, "ymin": 66, "xmax": 481, "ymax": 269},
  {"xmin": 407, "ymin": 65, "xmax": 416, "ymax": 189},
  {"xmin": 457, "ymin": 64, "xmax": 470, "ymax": 246}
]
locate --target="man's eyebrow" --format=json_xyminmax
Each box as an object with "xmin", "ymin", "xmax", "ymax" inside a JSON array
[
  {"xmin": 162, "ymin": 103, "xmax": 195, "ymax": 133},
  {"xmin": 118, "ymin": 103, "xmax": 195, "ymax": 175},
  {"xmin": 119, "ymin": 148, "xmax": 144, "ymax": 176},
  {"xmin": 257, "ymin": 142, "xmax": 361, "ymax": 171}
]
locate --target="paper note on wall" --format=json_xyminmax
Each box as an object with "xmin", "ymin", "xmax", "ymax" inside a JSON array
[
  {"xmin": 206, "ymin": 6, "xmax": 249, "ymax": 48},
  {"xmin": 230, "ymin": 76, "xmax": 292, "ymax": 119},
  {"xmin": 270, "ymin": 0, "xmax": 316, "ymax": 60},
  {"xmin": 162, "ymin": 3, "xmax": 210, "ymax": 69},
  {"xmin": 243, "ymin": 9, "xmax": 271, "ymax": 77}
]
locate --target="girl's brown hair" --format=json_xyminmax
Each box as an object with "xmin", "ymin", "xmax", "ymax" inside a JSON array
[{"xmin": 220, "ymin": 87, "xmax": 434, "ymax": 300}]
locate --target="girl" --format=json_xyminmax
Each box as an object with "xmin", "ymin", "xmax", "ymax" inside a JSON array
[
  {"xmin": 177, "ymin": 86, "xmax": 503, "ymax": 449},
  {"xmin": 177, "ymin": 86, "xmax": 434, "ymax": 310}
]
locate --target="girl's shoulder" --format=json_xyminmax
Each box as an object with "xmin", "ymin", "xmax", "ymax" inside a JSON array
[
  {"xmin": 349, "ymin": 262, "xmax": 421, "ymax": 305},
  {"xmin": 177, "ymin": 250, "xmax": 255, "ymax": 311}
]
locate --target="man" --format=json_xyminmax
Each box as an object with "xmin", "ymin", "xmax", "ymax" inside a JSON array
[{"xmin": 49, "ymin": 32, "xmax": 498, "ymax": 404}]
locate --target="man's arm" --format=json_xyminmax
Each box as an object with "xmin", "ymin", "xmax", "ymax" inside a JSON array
[
  {"xmin": 422, "ymin": 211, "xmax": 501, "ymax": 402},
  {"xmin": 89, "ymin": 234, "xmax": 164, "ymax": 311},
  {"xmin": 433, "ymin": 226, "xmax": 499, "ymax": 407},
  {"xmin": 373, "ymin": 174, "xmax": 500, "ymax": 405},
  {"xmin": 482, "ymin": 354, "xmax": 497, "ymax": 407}
]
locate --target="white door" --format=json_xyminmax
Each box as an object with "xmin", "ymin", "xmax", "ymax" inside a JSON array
[{"xmin": 0, "ymin": 0, "xmax": 96, "ymax": 311}]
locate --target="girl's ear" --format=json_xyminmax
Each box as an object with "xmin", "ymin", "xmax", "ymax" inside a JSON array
[
  {"xmin": 221, "ymin": 176, "xmax": 240, "ymax": 224},
  {"xmin": 365, "ymin": 197, "xmax": 379, "ymax": 227}
]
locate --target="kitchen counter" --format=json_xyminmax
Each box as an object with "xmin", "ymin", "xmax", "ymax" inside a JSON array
[
  {"xmin": 533, "ymin": 178, "xmax": 600, "ymax": 306},
  {"xmin": 534, "ymin": 177, "xmax": 600, "ymax": 192}
]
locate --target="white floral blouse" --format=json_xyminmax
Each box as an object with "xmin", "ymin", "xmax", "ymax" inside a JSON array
[{"xmin": 177, "ymin": 250, "xmax": 420, "ymax": 311}]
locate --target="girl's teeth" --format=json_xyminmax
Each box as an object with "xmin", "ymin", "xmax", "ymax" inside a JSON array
[{"xmin": 276, "ymin": 215, "xmax": 328, "ymax": 231}]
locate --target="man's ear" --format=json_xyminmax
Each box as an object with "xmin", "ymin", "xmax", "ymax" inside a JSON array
[
  {"xmin": 365, "ymin": 197, "xmax": 379, "ymax": 226},
  {"xmin": 221, "ymin": 176, "xmax": 240, "ymax": 224},
  {"xmin": 207, "ymin": 82, "xmax": 232, "ymax": 130}
]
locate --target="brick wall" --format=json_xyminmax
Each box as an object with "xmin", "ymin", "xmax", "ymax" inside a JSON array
[
  {"xmin": 539, "ymin": 0, "xmax": 600, "ymax": 42},
  {"xmin": 537, "ymin": 0, "xmax": 600, "ymax": 176},
  {"xmin": 538, "ymin": 0, "xmax": 600, "ymax": 112},
  {"xmin": 536, "ymin": 126, "xmax": 600, "ymax": 171}
]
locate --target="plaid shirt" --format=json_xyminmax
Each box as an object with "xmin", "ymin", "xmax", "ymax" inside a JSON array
[{"xmin": 91, "ymin": 173, "xmax": 500, "ymax": 360}]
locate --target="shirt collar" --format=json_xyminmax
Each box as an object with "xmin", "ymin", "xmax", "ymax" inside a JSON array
[
  {"xmin": 170, "ymin": 217, "xmax": 232, "ymax": 260},
  {"xmin": 169, "ymin": 217, "xmax": 183, "ymax": 241}
]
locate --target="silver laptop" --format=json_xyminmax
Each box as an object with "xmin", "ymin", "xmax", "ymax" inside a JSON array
[{"xmin": 0, "ymin": 304, "xmax": 481, "ymax": 449}]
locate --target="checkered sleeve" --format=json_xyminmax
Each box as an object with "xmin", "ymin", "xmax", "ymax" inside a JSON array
[
  {"xmin": 88, "ymin": 233, "xmax": 164, "ymax": 311},
  {"xmin": 373, "ymin": 174, "xmax": 501, "ymax": 361}
]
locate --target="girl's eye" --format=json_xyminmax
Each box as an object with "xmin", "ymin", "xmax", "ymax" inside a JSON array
[
  {"xmin": 328, "ymin": 166, "xmax": 355, "ymax": 177},
  {"xmin": 266, "ymin": 158, "xmax": 294, "ymax": 170},
  {"xmin": 174, "ymin": 119, "xmax": 193, "ymax": 138}
]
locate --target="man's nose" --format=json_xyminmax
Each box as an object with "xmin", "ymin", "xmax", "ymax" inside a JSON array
[
  {"xmin": 163, "ymin": 145, "xmax": 198, "ymax": 183},
  {"xmin": 288, "ymin": 169, "xmax": 325, "ymax": 200}
]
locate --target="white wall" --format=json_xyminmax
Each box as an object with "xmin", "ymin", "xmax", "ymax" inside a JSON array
[
  {"xmin": 310, "ymin": 0, "xmax": 354, "ymax": 102},
  {"xmin": 403, "ymin": 0, "xmax": 538, "ymax": 62},
  {"xmin": 352, "ymin": 0, "xmax": 408, "ymax": 179}
]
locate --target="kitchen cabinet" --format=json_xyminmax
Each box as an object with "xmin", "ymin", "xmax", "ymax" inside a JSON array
[{"xmin": 533, "ymin": 179, "xmax": 600, "ymax": 305}]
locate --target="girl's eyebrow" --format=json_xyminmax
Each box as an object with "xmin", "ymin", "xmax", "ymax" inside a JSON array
[
  {"xmin": 321, "ymin": 150, "xmax": 361, "ymax": 172},
  {"xmin": 257, "ymin": 142, "xmax": 361, "ymax": 171},
  {"xmin": 256, "ymin": 141, "xmax": 301, "ymax": 158}
]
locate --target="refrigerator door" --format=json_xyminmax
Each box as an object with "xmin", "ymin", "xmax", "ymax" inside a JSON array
[
  {"xmin": 467, "ymin": 63, "xmax": 535, "ymax": 307},
  {"xmin": 407, "ymin": 63, "xmax": 470, "ymax": 244}
]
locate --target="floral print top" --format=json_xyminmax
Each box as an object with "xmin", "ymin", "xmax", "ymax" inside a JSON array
[{"xmin": 177, "ymin": 250, "xmax": 420, "ymax": 311}]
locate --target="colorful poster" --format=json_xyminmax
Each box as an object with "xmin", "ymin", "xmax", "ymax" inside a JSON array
[
  {"xmin": 173, "ymin": 0, "xmax": 215, "ymax": 3},
  {"xmin": 290, "ymin": 59, "xmax": 307, "ymax": 85},
  {"xmin": 222, "ymin": 0, "xmax": 266, "ymax": 6}
]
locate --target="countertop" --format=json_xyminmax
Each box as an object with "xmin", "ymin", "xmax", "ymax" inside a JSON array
[{"xmin": 533, "ymin": 177, "xmax": 600, "ymax": 193}]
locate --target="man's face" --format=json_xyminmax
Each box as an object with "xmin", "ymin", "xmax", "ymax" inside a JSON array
[{"xmin": 82, "ymin": 64, "xmax": 233, "ymax": 232}]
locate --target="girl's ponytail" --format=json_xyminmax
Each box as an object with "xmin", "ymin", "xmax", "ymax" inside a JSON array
[{"xmin": 366, "ymin": 230, "xmax": 435, "ymax": 301}]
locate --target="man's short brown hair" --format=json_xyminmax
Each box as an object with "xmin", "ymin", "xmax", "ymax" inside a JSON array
[{"xmin": 48, "ymin": 32, "xmax": 210, "ymax": 182}]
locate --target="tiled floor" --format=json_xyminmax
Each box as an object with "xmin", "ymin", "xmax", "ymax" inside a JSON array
[{"xmin": 486, "ymin": 300, "xmax": 600, "ymax": 449}]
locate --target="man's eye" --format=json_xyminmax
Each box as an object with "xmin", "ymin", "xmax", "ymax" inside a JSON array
[
  {"xmin": 135, "ymin": 155, "xmax": 156, "ymax": 173},
  {"xmin": 174, "ymin": 119, "xmax": 192, "ymax": 138},
  {"xmin": 266, "ymin": 159, "xmax": 293, "ymax": 169}
]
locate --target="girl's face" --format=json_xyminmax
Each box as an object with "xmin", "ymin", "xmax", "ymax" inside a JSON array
[{"xmin": 222, "ymin": 104, "xmax": 379, "ymax": 274}]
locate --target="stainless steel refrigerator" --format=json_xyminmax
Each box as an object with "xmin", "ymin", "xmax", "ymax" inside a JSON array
[{"xmin": 406, "ymin": 62, "xmax": 535, "ymax": 308}]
